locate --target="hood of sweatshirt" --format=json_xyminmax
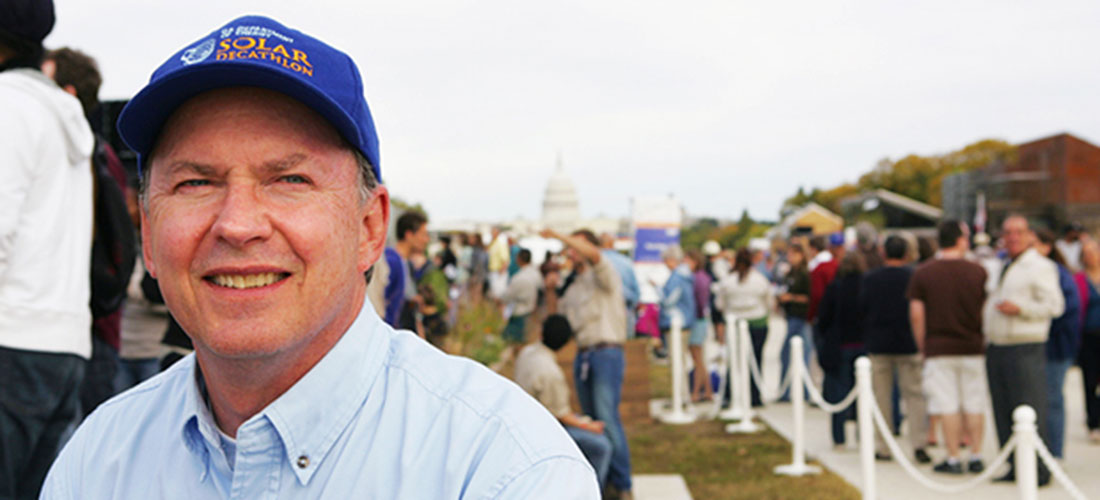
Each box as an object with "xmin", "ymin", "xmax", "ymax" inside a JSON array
[{"xmin": 1, "ymin": 68, "xmax": 94, "ymax": 166}]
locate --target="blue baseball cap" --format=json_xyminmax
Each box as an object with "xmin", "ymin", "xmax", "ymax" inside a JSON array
[{"xmin": 117, "ymin": 15, "xmax": 381, "ymax": 182}]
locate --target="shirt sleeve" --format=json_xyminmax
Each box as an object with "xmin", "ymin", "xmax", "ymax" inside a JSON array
[
  {"xmin": 489, "ymin": 457, "xmax": 599, "ymax": 499},
  {"xmin": 499, "ymin": 275, "xmax": 522, "ymax": 304},
  {"xmin": 0, "ymin": 105, "xmax": 37, "ymax": 273},
  {"xmin": 533, "ymin": 375, "xmax": 572, "ymax": 418},
  {"xmin": 1018, "ymin": 260, "xmax": 1066, "ymax": 321},
  {"xmin": 592, "ymin": 257, "xmax": 618, "ymax": 294}
]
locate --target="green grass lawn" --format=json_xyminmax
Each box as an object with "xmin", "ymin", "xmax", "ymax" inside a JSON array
[{"xmin": 628, "ymin": 363, "xmax": 859, "ymax": 499}]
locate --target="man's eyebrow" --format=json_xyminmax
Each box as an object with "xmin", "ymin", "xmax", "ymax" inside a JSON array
[
  {"xmin": 260, "ymin": 153, "xmax": 307, "ymax": 174},
  {"xmin": 166, "ymin": 161, "xmax": 219, "ymax": 178}
]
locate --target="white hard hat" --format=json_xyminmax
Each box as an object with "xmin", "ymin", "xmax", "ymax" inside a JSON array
[{"xmin": 702, "ymin": 240, "xmax": 721, "ymax": 256}]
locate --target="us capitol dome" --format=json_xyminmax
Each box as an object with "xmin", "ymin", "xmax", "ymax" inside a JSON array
[{"xmin": 541, "ymin": 160, "xmax": 581, "ymax": 234}]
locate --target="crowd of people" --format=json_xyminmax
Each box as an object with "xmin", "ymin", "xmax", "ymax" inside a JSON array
[
  {"xmin": 372, "ymin": 224, "xmax": 638, "ymax": 499},
  {"xmin": 624, "ymin": 217, "xmax": 1100, "ymax": 488},
  {"xmin": 374, "ymin": 213, "xmax": 1100, "ymax": 493}
]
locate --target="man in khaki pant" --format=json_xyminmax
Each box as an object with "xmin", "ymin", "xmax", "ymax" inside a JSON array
[{"xmin": 860, "ymin": 236, "xmax": 930, "ymax": 463}]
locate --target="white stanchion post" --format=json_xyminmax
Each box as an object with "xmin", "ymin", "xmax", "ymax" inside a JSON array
[
  {"xmin": 658, "ymin": 311, "xmax": 696, "ymax": 424},
  {"xmin": 1013, "ymin": 405, "xmax": 1038, "ymax": 500},
  {"xmin": 718, "ymin": 313, "xmax": 745, "ymax": 421},
  {"xmin": 855, "ymin": 357, "xmax": 875, "ymax": 500},
  {"xmin": 775, "ymin": 336, "xmax": 821, "ymax": 476},
  {"xmin": 726, "ymin": 319, "xmax": 761, "ymax": 433}
]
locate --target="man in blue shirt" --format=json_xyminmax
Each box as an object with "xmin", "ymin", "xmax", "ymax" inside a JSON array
[{"xmin": 41, "ymin": 15, "xmax": 597, "ymax": 499}]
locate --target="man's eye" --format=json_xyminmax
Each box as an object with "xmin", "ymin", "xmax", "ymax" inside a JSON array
[
  {"xmin": 279, "ymin": 175, "xmax": 309, "ymax": 184},
  {"xmin": 177, "ymin": 179, "xmax": 210, "ymax": 188}
]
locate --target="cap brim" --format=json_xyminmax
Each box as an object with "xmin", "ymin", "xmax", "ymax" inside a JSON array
[{"xmin": 118, "ymin": 59, "xmax": 368, "ymax": 175}]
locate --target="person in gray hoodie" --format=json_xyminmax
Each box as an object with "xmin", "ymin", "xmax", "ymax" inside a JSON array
[
  {"xmin": 0, "ymin": 0, "xmax": 95, "ymax": 497},
  {"xmin": 983, "ymin": 215, "xmax": 1064, "ymax": 485}
]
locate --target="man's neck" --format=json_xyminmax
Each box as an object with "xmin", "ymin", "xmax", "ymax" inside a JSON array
[
  {"xmin": 197, "ymin": 288, "xmax": 366, "ymax": 437},
  {"xmin": 395, "ymin": 241, "xmax": 412, "ymax": 259},
  {"xmin": 884, "ymin": 259, "xmax": 906, "ymax": 267},
  {"xmin": 940, "ymin": 246, "xmax": 966, "ymax": 260}
]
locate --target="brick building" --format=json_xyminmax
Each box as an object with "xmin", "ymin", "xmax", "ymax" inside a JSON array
[{"xmin": 942, "ymin": 133, "xmax": 1100, "ymax": 234}]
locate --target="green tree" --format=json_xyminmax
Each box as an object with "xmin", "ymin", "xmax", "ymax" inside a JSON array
[
  {"xmin": 783, "ymin": 138, "xmax": 1016, "ymax": 217},
  {"xmin": 680, "ymin": 217, "xmax": 720, "ymax": 251}
]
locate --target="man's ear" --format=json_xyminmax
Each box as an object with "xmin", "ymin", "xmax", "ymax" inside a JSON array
[
  {"xmin": 359, "ymin": 185, "xmax": 390, "ymax": 273},
  {"xmin": 140, "ymin": 203, "xmax": 156, "ymax": 278}
]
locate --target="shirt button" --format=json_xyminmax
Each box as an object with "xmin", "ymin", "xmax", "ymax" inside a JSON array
[{"xmin": 296, "ymin": 455, "xmax": 310, "ymax": 469}]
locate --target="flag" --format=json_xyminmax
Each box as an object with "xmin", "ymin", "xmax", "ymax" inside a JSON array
[{"xmin": 974, "ymin": 191, "xmax": 987, "ymax": 235}]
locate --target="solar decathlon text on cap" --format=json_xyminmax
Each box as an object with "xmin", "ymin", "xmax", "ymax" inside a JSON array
[{"xmin": 117, "ymin": 15, "xmax": 381, "ymax": 182}]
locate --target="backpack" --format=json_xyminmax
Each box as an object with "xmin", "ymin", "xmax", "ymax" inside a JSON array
[{"xmin": 89, "ymin": 138, "xmax": 137, "ymax": 318}]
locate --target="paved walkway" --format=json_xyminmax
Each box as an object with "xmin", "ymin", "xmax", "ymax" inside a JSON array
[
  {"xmin": 634, "ymin": 474, "xmax": 693, "ymax": 500},
  {"xmin": 751, "ymin": 317, "xmax": 1100, "ymax": 500}
]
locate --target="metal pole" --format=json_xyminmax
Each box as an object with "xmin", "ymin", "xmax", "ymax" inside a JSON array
[
  {"xmin": 726, "ymin": 319, "xmax": 761, "ymax": 433},
  {"xmin": 658, "ymin": 311, "xmax": 696, "ymax": 424},
  {"xmin": 740, "ymin": 319, "xmax": 755, "ymax": 419},
  {"xmin": 774, "ymin": 336, "xmax": 821, "ymax": 475},
  {"xmin": 855, "ymin": 356, "xmax": 875, "ymax": 500},
  {"xmin": 1013, "ymin": 405, "xmax": 1038, "ymax": 500},
  {"xmin": 718, "ymin": 312, "xmax": 745, "ymax": 421}
]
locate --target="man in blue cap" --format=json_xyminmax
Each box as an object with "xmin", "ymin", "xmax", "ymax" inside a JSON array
[{"xmin": 42, "ymin": 15, "xmax": 596, "ymax": 498}]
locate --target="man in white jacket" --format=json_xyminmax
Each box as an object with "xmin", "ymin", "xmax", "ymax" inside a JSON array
[
  {"xmin": 0, "ymin": 0, "xmax": 94, "ymax": 497},
  {"xmin": 983, "ymin": 215, "xmax": 1063, "ymax": 485}
]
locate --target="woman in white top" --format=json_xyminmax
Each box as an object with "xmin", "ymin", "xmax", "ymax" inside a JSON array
[{"xmin": 715, "ymin": 248, "xmax": 773, "ymax": 406}]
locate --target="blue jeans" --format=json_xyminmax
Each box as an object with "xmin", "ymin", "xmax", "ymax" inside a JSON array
[
  {"xmin": 823, "ymin": 347, "xmax": 865, "ymax": 445},
  {"xmin": 565, "ymin": 425, "xmax": 613, "ymax": 489},
  {"xmin": 574, "ymin": 346, "xmax": 632, "ymax": 491},
  {"xmin": 0, "ymin": 346, "xmax": 85, "ymax": 499},
  {"xmin": 114, "ymin": 358, "xmax": 161, "ymax": 393},
  {"xmin": 779, "ymin": 316, "xmax": 813, "ymax": 401},
  {"xmin": 1045, "ymin": 357, "xmax": 1073, "ymax": 458}
]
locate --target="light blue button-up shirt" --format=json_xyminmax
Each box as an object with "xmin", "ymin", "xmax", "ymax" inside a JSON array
[{"xmin": 42, "ymin": 302, "xmax": 598, "ymax": 499}]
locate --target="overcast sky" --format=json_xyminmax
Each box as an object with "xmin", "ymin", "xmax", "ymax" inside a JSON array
[{"xmin": 48, "ymin": 0, "xmax": 1100, "ymax": 223}]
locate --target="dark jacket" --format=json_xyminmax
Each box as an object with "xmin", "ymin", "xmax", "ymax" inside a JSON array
[
  {"xmin": 817, "ymin": 272, "xmax": 864, "ymax": 370},
  {"xmin": 1046, "ymin": 264, "xmax": 1081, "ymax": 360},
  {"xmin": 859, "ymin": 266, "xmax": 916, "ymax": 355}
]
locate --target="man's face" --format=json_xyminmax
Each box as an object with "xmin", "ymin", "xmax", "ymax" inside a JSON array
[
  {"xmin": 408, "ymin": 223, "xmax": 430, "ymax": 254},
  {"xmin": 142, "ymin": 87, "xmax": 387, "ymax": 360},
  {"xmin": 663, "ymin": 256, "xmax": 678, "ymax": 270},
  {"xmin": 1002, "ymin": 217, "xmax": 1031, "ymax": 258}
]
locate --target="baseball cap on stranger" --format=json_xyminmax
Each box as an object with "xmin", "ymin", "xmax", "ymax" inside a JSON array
[{"xmin": 117, "ymin": 14, "xmax": 381, "ymax": 182}]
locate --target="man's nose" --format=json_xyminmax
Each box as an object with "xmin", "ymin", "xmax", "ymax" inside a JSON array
[{"xmin": 210, "ymin": 185, "xmax": 273, "ymax": 247}]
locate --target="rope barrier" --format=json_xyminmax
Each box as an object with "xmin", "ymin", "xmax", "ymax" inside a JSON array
[
  {"xmin": 1034, "ymin": 435, "xmax": 1090, "ymax": 500},
  {"xmin": 801, "ymin": 369, "xmax": 858, "ymax": 414},
  {"xmin": 744, "ymin": 335, "xmax": 793, "ymax": 404},
  {"xmin": 870, "ymin": 397, "xmax": 1016, "ymax": 493},
  {"xmin": 758, "ymin": 345, "xmax": 1092, "ymax": 500}
]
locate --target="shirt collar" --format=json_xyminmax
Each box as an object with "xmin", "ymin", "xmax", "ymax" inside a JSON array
[
  {"xmin": 262, "ymin": 300, "xmax": 390, "ymax": 485},
  {"xmin": 178, "ymin": 299, "xmax": 391, "ymax": 486}
]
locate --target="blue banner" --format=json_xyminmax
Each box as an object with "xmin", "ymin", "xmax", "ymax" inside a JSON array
[{"xmin": 634, "ymin": 227, "xmax": 680, "ymax": 263}]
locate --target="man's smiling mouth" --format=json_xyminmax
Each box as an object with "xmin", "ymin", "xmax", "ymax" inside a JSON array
[{"xmin": 206, "ymin": 272, "xmax": 290, "ymax": 290}]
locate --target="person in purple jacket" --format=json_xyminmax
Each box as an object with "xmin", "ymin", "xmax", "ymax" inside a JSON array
[{"xmin": 687, "ymin": 250, "xmax": 713, "ymax": 403}]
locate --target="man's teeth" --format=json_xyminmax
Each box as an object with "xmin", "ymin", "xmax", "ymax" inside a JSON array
[{"xmin": 210, "ymin": 273, "xmax": 284, "ymax": 289}]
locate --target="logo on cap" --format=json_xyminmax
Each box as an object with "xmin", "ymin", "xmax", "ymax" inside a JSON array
[{"xmin": 181, "ymin": 39, "xmax": 215, "ymax": 65}]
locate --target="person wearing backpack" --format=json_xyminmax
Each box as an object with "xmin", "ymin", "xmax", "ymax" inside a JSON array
[{"xmin": 42, "ymin": 47, "xmax": 137, "ymax": 415}]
